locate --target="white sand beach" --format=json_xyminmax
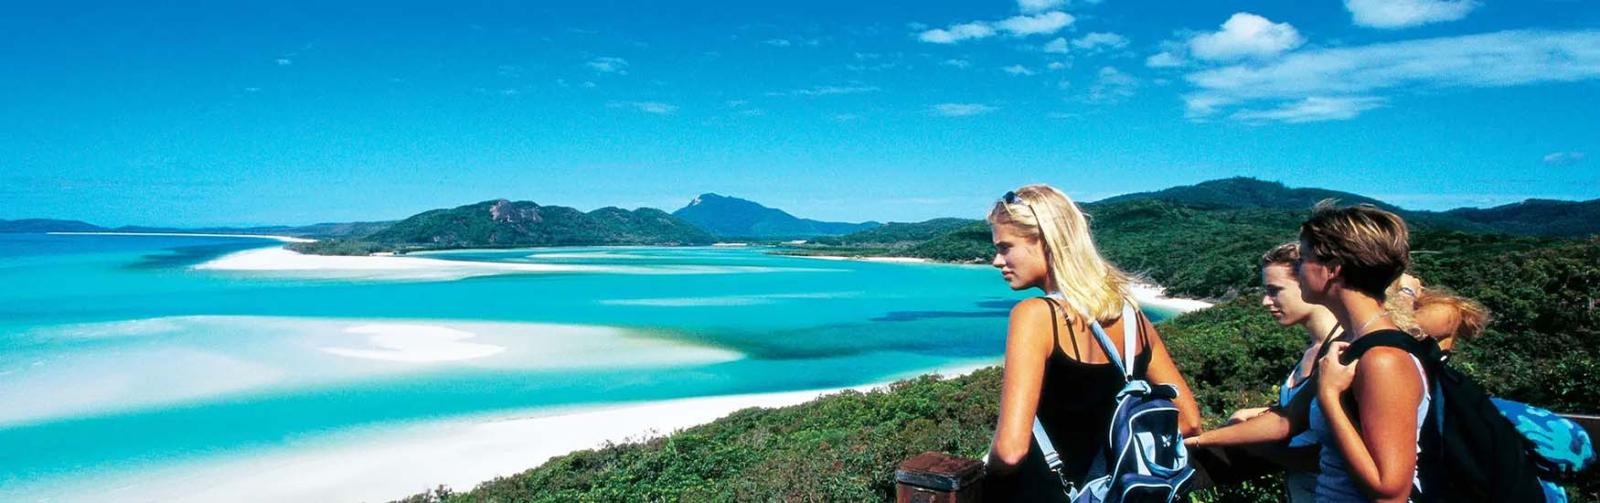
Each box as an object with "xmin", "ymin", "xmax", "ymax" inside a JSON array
[
  {"xmin": 1128, "ymin": 282, "xmax": 1215, "ymax": 313},
  {"xmin": 47, "ymin": 231, "xmax": 317, "ymax": 243},
  {"xmin": 66, "ymin": 364, "xmax": 986, "ymax": 503},
  {"xmin": 194, "ymin": 246, "xmax": 844, "ymax": 280},
  {"xmin": 792, "ymin": 254, "xmax": 931, "ymax": 263},
  {"xmin": 192, "ymin": 246, "xmax": 597, "ymax": 280}
]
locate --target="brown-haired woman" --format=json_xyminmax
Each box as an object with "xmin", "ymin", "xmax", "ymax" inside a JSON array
[{"xmin": 1298, "ymin": 201, "xmax": 1428, "ymax": 502}]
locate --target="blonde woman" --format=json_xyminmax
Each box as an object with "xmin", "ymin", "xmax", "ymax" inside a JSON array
[{"xmin": 983, "ymin": 185, "xmax": 1200, "ymax": 501}]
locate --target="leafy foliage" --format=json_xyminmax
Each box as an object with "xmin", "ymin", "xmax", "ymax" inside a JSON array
[
  {"xmin": 398, "ymin": 369, "xmax": 1004, "ymax": 503},
  {"xmin": 290, "ymin": 200, "xmax": 714, "ymax": 255},
  {"xmin": 808, "ymin": 218, "xmax": 979, "ymax": 247}
]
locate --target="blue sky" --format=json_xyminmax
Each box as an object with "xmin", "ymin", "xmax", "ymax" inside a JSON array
[{"xmin": 2, "ymin": 0, "xmax": 1596, "ymax": 226}]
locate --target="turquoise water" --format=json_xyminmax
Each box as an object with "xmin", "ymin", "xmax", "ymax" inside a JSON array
[{"xmin": 0, "ymin": 234, "xmax": 1178, "ymax": 498}]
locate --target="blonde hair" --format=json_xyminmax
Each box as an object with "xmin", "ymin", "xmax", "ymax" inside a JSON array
[
  {"xmin": 1415, "ymin": 289, "xmax": 1492, "ymax": 343},
  {"xmin": 988, "ymin": 184, "xmax": 1133, "ymax": 322},
  {"xmin": 1385, "ymin": 276, "xmax": 1423, "ymax": 339}
]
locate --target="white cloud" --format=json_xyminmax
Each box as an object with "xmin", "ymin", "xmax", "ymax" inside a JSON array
[
  {"xmin": 833, "ymin": 113, "xmax": 862, "ymax": 122},
  {"xmin": 1018, "ymin": 0, "xmax": 1065, "ymax": 14},
  {"xmin": 1229, "ymin": 96, "xmax": 1386, "ymax": 123},
  {"xmin": 1189, "ymin": 13, "xmax": 1304, "ymax": 61},
  {"xmin": 725, "ymin": 99, "xmax": 749, "ymax": 108},
  {"xmin": 919, "ymin": 22, "xmax": 997, "ymax": 44},
  {"xmin": 996, "ymin": 11, "xmax": 1075, "ymax": 36},
  {"xmin": 1004, "ymin": 65, "xmax": 1036, "ymax": 76},
  {"xmin": 1089, "ymin": 66, "xmax": 1137, "ymax": 102},
  {"xmin": 1072, "ymin": 32, "xmax": 1129, "ymax": 51},
  {"xmin": 1047, "ymin": 61, "xmax": 1068, "ymax": 70},
  {"xmin": 932, "ymin": 103, "xmax": 996, "ymax": 117},
  {"xmin": 586, "ymin": 56, "xmax": 629, "ymax": 74},
  {"xmin": 1345, "ymin": 0, "xmax": 1478, "ymax": 29},
  {"xmin": 942, "ymin": 58, "xmax": 973, "ymax": 69},
  {"xmin": 1182, "ymin": 30, "xmax": 1600, "ymax": 121},
  {"xmin": 764, "ymin": 39, "xmax": 792, "ymax": 47},
  {"xmin": 1146, "ymin": 51, "xmax": 1185, "ymax": 68},
  {"xmin": 275, "ymin": 58, "xmax": 292, "ymax": 66},
  {"xmin": 1543, "ymin": 152, "xmax": 1588, "ymax": 165},
  {"xmin": 918, "ymin": 11, "xmax": 1073, "ymax": 45},
  {"xmin": 632, "ymin": 102, "xmax": 676, "ymax": 114},
  {"xmin": 1043, "ymin": 37, "xmax": 1070, "ymax": 54},
  {"xmin": 767, "ymin": 85, "xmax": 881, "ymax": 97}
]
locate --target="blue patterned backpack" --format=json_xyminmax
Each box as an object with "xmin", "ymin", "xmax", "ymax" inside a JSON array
[
  {"xmin": 1032, "ymin": 301, "xmax": 1195, "ymax": 503},
  {"xmin": 1491, "ymin": 398, "xmax": 1596, "ymax": 502}
]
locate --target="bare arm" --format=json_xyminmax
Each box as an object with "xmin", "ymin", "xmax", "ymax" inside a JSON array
[
  {"xmin": 1141, "ymin": 314, "xmax": 1202, "ymax": 436},
  {"xmin": 1317, "ymin": 347, "xmax": 1423, "ymax": 502},
  {"xmin": 1185, "ymin": 409, "xmax": 1291, "ymax": 448},
  {"xmin": 986, "ymin": 298, "xmax": 1054, "ymax": 472}
]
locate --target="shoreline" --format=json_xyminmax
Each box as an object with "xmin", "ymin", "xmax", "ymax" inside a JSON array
[
  {"xmin": 57, "ymin": 364, "xmax": 987, "ymax": 503},
  {"xmin": 47, "ymin": 231, "xmax": 318, "ymax": 243},
  {"xmin": 788, "ymin": 254, "xmax": 932, "ymax": 264}
]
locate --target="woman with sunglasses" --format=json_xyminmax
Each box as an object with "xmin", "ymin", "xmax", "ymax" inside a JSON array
[
  {"xmin": 983, "ymin": 185, "xmax": 1201, "ymax": 501},
  {"xmin": 1299, "ymin": 202, "xmax": 1428, "ymax": 502}
]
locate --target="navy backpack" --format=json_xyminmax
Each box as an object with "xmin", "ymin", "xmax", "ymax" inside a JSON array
[{"xmin": 1033, "ymin": 301, "xmax": 1195, "ymax": 503}]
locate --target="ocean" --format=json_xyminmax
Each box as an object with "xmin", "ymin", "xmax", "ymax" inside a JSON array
[{"xmin": 0, "ymin": 233, "xmax": 1186, "ymax": 501}]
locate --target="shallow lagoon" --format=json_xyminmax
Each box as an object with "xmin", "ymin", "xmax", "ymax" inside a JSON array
[{"xmin": 0, "ymin": 234, "xmax": 1186, "ymax": 501}]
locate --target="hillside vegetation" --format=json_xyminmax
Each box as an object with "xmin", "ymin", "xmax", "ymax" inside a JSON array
[{"xmin": 290, "ymin": 199, "xmax": 714, "ymax": 254}]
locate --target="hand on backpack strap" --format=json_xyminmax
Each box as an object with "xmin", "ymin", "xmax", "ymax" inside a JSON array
[{"xmin": 1318, "ymin": 341, "xmax": 1357, "ymax": 399}]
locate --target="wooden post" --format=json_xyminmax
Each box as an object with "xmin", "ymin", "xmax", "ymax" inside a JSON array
[{"xmin": 895, "ymin": 452, "xmax": 985, "ymax": 503}]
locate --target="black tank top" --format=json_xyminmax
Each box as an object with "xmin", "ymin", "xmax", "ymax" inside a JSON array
[{"xmin": 987, "ymin": 299, "xmax": 1153, "ymax": 502}]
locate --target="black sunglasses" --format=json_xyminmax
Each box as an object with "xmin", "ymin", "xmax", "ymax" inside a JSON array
[{"xmin": 1002, "ymin": 191, "xmax": 1045, "ymax": 237}]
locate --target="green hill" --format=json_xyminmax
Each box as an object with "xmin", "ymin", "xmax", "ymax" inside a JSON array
[
  {"xmin": 293, "ymin": 199, "xmax": 713, "ymax": 254},
  {"xmin": 0, "ymin": 218, "xmax": 104, "ymax": 233},
  {"xmin": 672, "ymin": 193, "xmax": 880, "ymax": 239},
  {"xmin": 872, "ymin": 178, "xmax": 1593, "ymax": 299},
  {"xmin": 1444, "ymin": 198, "xmax": 1600, "ymax": 237},
  {"xmin": 809, "ymin": 218, "xmax": 978, "ymax": 247}
]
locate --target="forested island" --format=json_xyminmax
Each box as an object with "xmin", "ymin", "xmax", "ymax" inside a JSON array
[{"xmin": 396, "ymin": 178, "xmax": 1600, "ymax": 502}]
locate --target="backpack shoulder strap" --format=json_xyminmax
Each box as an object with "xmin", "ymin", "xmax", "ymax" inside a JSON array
[
  {"xmin": 1120, "ymin": 302, "xmax": 1137, "ymax": 379},
  {"xmin": 1033, "ymin": 417, "xmax": 1065, "ymax": 475},
  {"xmin": 1341, "ymin": 330, "xmax": 1439, "ymax": 366},
  {"xmin": 1086, "ymin": 311, "xmax": 1129, "ymax": 381}
]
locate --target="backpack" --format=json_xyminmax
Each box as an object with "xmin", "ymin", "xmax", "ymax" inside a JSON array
[
  {"xmin": 1342, "ymin": 332, "xmax": 1554, "ymax": 502},
  {"xmin": 1489, "ymin": 397, "xmax": 1597, "ymax": 479},
  {"xmin": 1033, "ymin": 300, "xmax": 1195, "ymax": 503}
]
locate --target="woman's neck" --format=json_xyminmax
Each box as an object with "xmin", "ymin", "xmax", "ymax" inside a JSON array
[
  {"xmin": 1302, "ymin": 309, "xmax": 1340, "ymax": 344},
  {"xmin": 1328, "ymin": 288, "xmax": 1396, "ymax": 338}
]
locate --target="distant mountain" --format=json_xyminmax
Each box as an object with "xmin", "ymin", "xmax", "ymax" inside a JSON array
[
  {"xmin": 296, "ymin": 199, "xmax": 713, "ymax": 254},
  {"xmin": 1443, "ymin": 198, "xmax": 1600, "ymax": 237},
  {"xmin": 1092, "ymin": 177, "xmax": 1394, "ymax": 211},
  {"xmin": 672, "ymin": 193, "xmax": 880, "ymax": 239},
  {"xmin": 809, "ymin": 218, "xmax": 978, "ymax": 247},
  {"xmin": 0, "ymin": 219, "xmax": 105, "ymax": 233},
  {"xmin": 1090, "ymin": 177, "xmax": 1600, "ymax": 237}
]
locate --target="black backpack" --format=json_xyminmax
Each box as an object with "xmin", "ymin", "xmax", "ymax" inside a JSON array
[{"xmin": 1342, "ymin": 331, "xmax": 1545, "ymax": 502}]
